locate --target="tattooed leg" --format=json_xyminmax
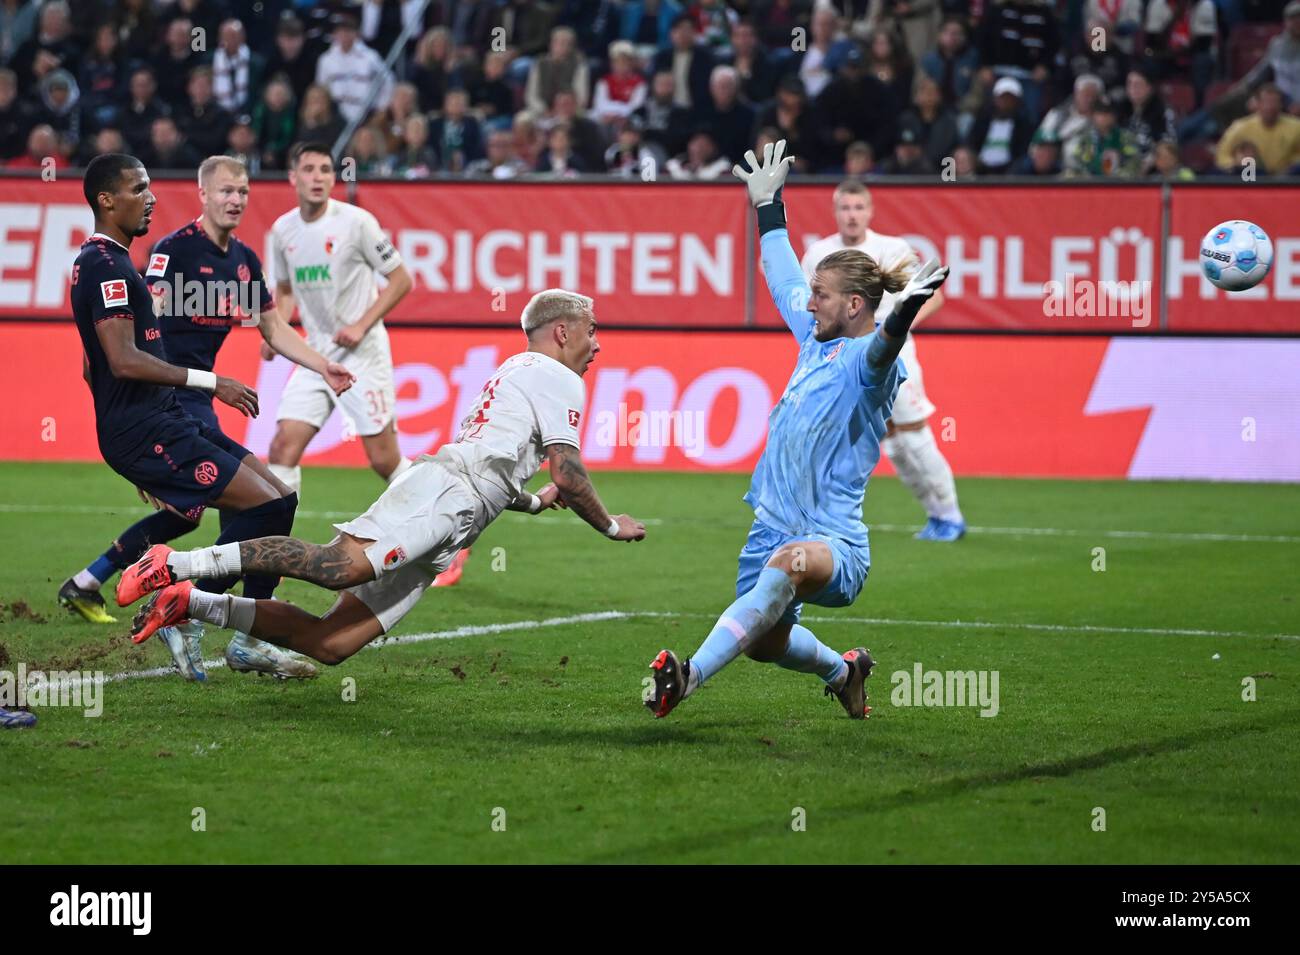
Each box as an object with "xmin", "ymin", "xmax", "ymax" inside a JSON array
[
  {"xmin": 234, "ymin": 534, "xmax": 374, "ymax": 589},
  {"xmin": 167, "ymin": 533, "xmax": 376, "ymax": 590}
]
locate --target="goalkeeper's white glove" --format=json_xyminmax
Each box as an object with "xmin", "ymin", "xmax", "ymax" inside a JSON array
[
  {"xmin": 882, "ymin": 259, "xmax": 950, "ymax": 335},
  {"xmin": 732, "ymin": 139, "xmax": 794, "ymax": 208}
]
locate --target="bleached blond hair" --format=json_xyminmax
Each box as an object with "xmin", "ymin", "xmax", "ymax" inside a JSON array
[
  {"xmin": 198, "ymin": 155, "xmax": 248, "ymax": 188},
  {"xmin": 520, "ymin": 288, "xmax": 594, "ymax": 334}
]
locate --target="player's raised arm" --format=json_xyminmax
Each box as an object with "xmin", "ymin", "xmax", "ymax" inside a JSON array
[
  {"xmin": 545, "ymin": 443, "xmax": 645, "ymax": 541},
  {"xmin": 733, "ymin": 140, "xmax": 814, "ymax": 343},
  {"xmin": 865, "ymin": 260, "xmax": 950, "ymax": 377}
]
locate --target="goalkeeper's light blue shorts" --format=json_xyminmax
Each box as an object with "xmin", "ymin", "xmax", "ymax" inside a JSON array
[{"xmin": 734, "ymin": 518, "xmax": 871, "ymax": 627}]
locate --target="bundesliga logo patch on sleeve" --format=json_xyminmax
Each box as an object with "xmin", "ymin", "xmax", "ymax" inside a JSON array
[
  {"xmin": 145, "ymin": 253, "xmax": 169, "ymax": 277},
  {"xmin": 100, "ymin": 279, "xmax": 129, "ymax": 308},
  {"xmin": 568, "ymin": 409, "xmax": 581, "ymax": 428}
]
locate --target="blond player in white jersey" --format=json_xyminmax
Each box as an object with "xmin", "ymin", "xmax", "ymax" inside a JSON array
[
  {"xmin": 800, "ymin": 180, "xmax": 966, "ymax": 541},
  {"xmin": 264, "ymin": 141, "xmax": 414, "ymax": 498},
  {"xmin": 117, "ymin": 289, "xmax": 648, "ymax": 665}
]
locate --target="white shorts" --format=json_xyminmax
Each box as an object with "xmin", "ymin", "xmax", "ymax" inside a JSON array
[
  {"xmin": 332, "ymin": 460, "xmax": 481, "ymax": 632},
  {"xmin": 277, "ymin": 351, "xmax": 396, "ymax": 437},
  {"xmin": 891, "ymin": 336, "xmax": 937, "ymax": 426}
]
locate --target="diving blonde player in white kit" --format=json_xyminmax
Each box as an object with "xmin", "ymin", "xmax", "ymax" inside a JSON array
[
  {"xmin": 117, "ymin": 290, "xmax": 647, "ymax": 665},
  {"xmin": 800, "ymin": 179, "xmax": 966, "ymax": 541}
]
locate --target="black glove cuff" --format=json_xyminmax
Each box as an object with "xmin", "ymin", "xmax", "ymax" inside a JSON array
[
  {"xmin": 756, "ymin": 188, "xmax": 787, "ymax": 235},
  {"xmin": 883, "ymin": 298, "xmax": 919, "ymax": 338}
]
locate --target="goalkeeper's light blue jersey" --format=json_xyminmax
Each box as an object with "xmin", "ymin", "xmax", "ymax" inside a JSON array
[{"xmin": 743, "ymin": 229, "xmax": 907, "ymax": 551}]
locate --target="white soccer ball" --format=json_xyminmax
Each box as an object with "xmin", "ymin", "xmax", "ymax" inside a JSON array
[{"xmin": 1199, "ymin": 220, "xmax": 1273, "ymax": 292}]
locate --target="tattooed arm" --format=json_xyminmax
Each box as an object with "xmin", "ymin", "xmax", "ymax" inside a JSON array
[{"xmin": 545, "ymin": 443, "xmax": 646, "ymax": 541}]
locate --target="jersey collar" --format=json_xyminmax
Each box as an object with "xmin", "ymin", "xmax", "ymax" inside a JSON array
[
  {"xmin": 194, "ymin": 216, "xmax": 233, "ymax": 255},
  {"xmin": 88, "ymin": 232, "xmax": 129, "ymax": 252},
  {"xmin": 526, "ymin": 349, "xmax": 582, "ymax": 382}
]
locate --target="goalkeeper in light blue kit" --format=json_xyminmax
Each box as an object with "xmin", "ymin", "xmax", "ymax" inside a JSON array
[{"xmin": 645, "ymin": 140, "xmax": 949, "ymax": 719}]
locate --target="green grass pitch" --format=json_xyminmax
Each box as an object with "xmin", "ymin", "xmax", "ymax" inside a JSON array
[{"xmin": 1, "ymin": 461, "xmax": 1297, "ymax": 863}]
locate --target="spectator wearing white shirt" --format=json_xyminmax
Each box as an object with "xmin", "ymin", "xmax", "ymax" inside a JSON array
[{"xmin": 315, "ymin": 10, "xmax": 395, "ymax": 124}]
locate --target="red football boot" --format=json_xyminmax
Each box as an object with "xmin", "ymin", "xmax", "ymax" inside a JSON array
[
  {"xmin": 130, "ymin": 581, "xmax": 195, "ymax": 644},
  {"xmin": 115, "ymin": 543, "xmax": 177, "ymax": 606},
  {"xmin": 432, "ymin": 547, "xmax": 471, "ymax": 587}
]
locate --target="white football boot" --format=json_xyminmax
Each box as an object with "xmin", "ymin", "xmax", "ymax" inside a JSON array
[
  {"xmin": 156, "ymin": 619, "xmax": 207, "ymax": 682},
  {"xmin": 225, "ymin": 632, "xmax": 318, "ymax": 680}
]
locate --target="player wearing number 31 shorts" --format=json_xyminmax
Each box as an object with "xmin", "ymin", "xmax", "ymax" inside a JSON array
[{"xmin": 264, "ymin": 141, "xmax": 415, "ymax": 499}]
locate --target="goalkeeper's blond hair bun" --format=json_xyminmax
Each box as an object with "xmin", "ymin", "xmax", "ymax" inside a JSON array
[{"xmin": 814, "ymin": 250, "xmax": 910, "ymax": 312}]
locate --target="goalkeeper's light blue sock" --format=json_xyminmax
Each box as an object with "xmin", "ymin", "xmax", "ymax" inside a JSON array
[
  {"xmin": 687, "ymin": 567, "xmax": 796, "ymax": 692},
  {"xmin": 774, "ymin": 623, "xmax": 848, "ymax": 689}
]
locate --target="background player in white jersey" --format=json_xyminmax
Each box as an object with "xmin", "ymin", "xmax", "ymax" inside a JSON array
[
  {"xmin": 117, "ymin": 290, "xmax": 647, "ymax": 668},
  {"xmin": 800, "ymin": 180, "xmax": 966, "ymax": 542},
  {"xmin": 264, "ymin": 141, "xmax": 414, "ymax": 497}
]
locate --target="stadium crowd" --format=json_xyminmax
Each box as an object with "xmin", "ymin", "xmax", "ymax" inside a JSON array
[{"xmin": 0, "ymin": 0, "xmax": 1297, "ymax": 180}]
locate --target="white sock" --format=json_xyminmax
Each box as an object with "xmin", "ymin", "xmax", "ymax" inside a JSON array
[
  {"xmin": 684, "ymin": 662, "xmax": 701, "ymax": 698},
  {"xmin": 882, "ymin": 425, "xmax": 964, "ymax": 524},
  {"xmin": 268, "ymin": 463, "xmax": 302, "ymax": 495},
  {"xmin": 387, "ymin": 456, "xmax": 414, "ymax": 483},
  {"xmin": 186, "ymin": 589, "xmax": 257, "ymax": 633},
  {"xmin": 168, "ymin": 542, "xmax": 242, "ymax": 581},
  {"xmin": 73, "ymin": 569, "xmax": 102, "ymax": 591},
  {"xmin": 187, "ymin": 587, "xmax": 231, "ymax": 628},
  {"xmin": 227, "ymin": 598, "xmax": 257, "ymax": 635}
]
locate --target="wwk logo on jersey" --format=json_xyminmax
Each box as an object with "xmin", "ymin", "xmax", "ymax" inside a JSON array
[
  {"xmin": 145, "ymin": 253, "xmax": 170, "ymax": 277},
  {"xmin": 294, "ymin": 264, "xmax": 332, "ymax": 284},
  {"xmin": 100, "ymin": 280, "xmax": 128, "ymax": 308}
]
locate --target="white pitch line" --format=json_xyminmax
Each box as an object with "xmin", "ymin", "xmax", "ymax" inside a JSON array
[
  {"xmin": 2, "ymin": 502, "xmax": 1295, "ymax": 543},
  {"xmin": 52, "ymin": 612, "xmax": 633, "ymax": 690},
  {"xmin": 629, "ymin": 610, "xmax": 1300, "ymax": 642},
  {"xmin": 46, "ymin": 608, "xmax": 1297, "ymax": 691},
  {"xmin": 901, "ymin": 524, "xmax": 1300, "ymax": 545},
  {"xmin": 789, "ymin": 614, "xmax": 1300, "ymax": 642}
]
